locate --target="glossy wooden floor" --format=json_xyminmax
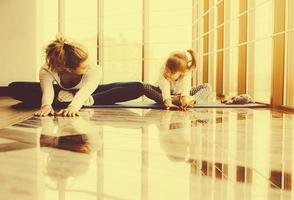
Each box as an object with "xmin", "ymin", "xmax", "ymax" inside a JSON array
[
  {"xmin": 0, "ymin": 97, "xmax": 36, "ymax": 129},
  {"xmin": 0, "ymin": 97, "xmax": 294, "ymax": 200}
]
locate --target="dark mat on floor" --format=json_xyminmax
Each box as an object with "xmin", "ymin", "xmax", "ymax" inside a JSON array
[
  {"xmin": 0, "ymin": 86, "xmax": 8, "ymax": 96},
  {"xmin": 84, "ymin": 101, "xmax": 268, "ymax": 109}
]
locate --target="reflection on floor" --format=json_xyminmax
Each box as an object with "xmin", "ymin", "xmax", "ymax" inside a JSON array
[{"xmin": 0, "ymin": 107, "xmax": 293, "ymax": 200}]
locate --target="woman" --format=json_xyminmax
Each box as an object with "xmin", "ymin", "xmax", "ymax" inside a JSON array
[{"xmin": 8, "ymin": 37, "xmax": 144, "ymax": 117}]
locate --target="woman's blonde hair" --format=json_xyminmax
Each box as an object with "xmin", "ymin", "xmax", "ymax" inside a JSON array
[
  {"xmin": 45, "ymin": 37, "xmax": 88, "ymax": 72},
  {"xmin": 165, "ymin": 49, "xmax": 197, "ymax": 73}
]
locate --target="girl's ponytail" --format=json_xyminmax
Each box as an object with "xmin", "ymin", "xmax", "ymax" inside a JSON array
[{"xmin": 186, "ymin": 49, "xmax": 197, "ymax": 70}]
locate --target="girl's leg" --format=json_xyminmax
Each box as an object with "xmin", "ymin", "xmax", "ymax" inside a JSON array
[
  {"xmin": 142, "ymin": 83, "xmax": 163, "ymax": 103},
  {"xmin": 190, "ymin": 83, "xmax": 211, "ymax": 104},
  {"xmin": 92, "ymin": 82, "xmax": 144, "ymax": 104},
  {"xmin": 143, "ymin": 83, "xmax": 180, "ymax": 105}
]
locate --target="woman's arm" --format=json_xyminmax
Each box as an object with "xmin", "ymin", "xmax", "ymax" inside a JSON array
[
  {"xmin": 69, "ymin": 67, "xmax": 102, "ymax": 110},
  {"xmin": 39, "ymin": 68, "xmax": 55, "ymax": 107},
  {"xmin": 35, "ymin": 68, "xmax": 55, "ymax": 116}
]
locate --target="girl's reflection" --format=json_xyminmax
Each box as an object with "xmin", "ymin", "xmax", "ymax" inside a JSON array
[{"xmin": 145, "ymin": 109, "xmax": 210, "ymax": 162}]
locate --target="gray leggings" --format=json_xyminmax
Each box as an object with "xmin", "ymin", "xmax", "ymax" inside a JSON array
[{"xmin": 143, "ymin": 83, "xmax": 211, "ymax": 104}]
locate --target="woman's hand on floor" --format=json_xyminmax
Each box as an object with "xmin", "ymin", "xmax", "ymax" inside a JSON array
[
  {"xmin": 56, "ymin": 105, "xmax": 80, "ymax": 117},
  {"xmin": 34, "ymin": 105, "xmax": 55, "ymax": 117}
]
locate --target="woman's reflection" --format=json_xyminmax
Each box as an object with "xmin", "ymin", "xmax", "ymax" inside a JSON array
[
  {"xmin": 37, "ymin": 111, "xmax": 102, "ymax": 197},
  {"xmin": 39, "ymin": 110, "xmax": 101, "ymax": 153}
]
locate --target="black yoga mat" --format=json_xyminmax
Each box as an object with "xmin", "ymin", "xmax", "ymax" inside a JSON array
[{"xmin": 84, "ymin": 101, "xmax": 268, "ymax": 109}]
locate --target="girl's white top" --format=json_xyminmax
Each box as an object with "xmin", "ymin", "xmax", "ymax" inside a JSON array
[
  {"xmin": 157, "ymin": 66, "xmax": 192, "ymax": 101},
  {"xmin": 39, "ymin": 64, "xmax": 102, "ymax": 110}
]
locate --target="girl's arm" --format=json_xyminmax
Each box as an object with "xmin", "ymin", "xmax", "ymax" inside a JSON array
[
  {"xmin": 158, "ymin": 75, "xmax": 179, "ymax": 109},
  {"xmin": 69, "ymin": 67, "xmax": 102, "ymax": 110},
  {"xmin": 178, "ymin": 71, "xmax": 192, "ymax": 98},
  {"xmin": 178, "ymin": 71, "xmax": 194, "ymax": 109},
  {"xmin": 158, "ymin": 74, "xmax": 171, "ymax": 102}
]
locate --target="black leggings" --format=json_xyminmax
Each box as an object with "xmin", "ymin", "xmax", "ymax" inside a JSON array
[{"xmin": 8, "ymin": 81, "xmax": 144, "ymax": 108}]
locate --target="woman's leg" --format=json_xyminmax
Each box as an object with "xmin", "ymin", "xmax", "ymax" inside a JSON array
[
  {"xmin": 142, "ymin": 83, "xmax": 163, "ymax": 103},
  {"xmin": 8, "ymin": 82, "xmax": 43, "ymax": 107},
  {"xmin": 8, "ymin": 82, "xmax": 60, "ymax": 108},
  {"xmin": 92, "ymin": 82, "xmax": 144, "ymax": 104}
]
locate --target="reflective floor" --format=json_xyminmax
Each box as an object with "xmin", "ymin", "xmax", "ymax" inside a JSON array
[{"xmin": 0, "ymin": 108, "xmax": 294, "ymax": 200}]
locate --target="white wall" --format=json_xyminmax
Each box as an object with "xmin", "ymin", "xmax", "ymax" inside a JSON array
[{"xmin": 0, "ymin": 0, "xmax": 43, "ymax": 86}]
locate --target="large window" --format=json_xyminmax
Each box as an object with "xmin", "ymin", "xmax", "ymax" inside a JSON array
[
  {"xmin": 194, "ymin": 0, "xmax": 274, "ymax": 104},
  {"xmin": 42, "ymin": 0, "xmax": 294, "ymax": 108}
]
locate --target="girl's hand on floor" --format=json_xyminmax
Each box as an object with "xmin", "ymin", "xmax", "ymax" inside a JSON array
[
  {"xmin": 34, "ymin": 105, "xmax": 55, "ymax": 117},
  {"xmin": 164, "ymin": 99, "xmax": 179, "ymax": 110},
  {"xmin": 180, "ymin": 96, "xmax": 195, "ymax": 111},
  {"xmin": 56, "ymin": 105, "xmax": 80, "ymax": 117}
]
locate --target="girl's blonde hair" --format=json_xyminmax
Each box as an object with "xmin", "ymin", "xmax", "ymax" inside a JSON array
[
  {"xmin": 165, "ymin": 49, "xmax": 197, "ymax": 73},
  {"xmin": 45, "ymin": 37, "xmax": 88, "ymax": 72}
]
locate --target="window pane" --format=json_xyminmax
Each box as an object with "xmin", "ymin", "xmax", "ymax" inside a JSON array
[
  {"xmin": 102, "ymin": 0, "xmax": 142, "ymax": 83},
  {"xmin": 223, "ymin": 0, "xmax": 231, "ymax": 95},
  {"xmin": 253, "ymin": 1, "xmax": 273, "ymax": 103},
  {"xmin": 43, "ymin": 0, "xmax": 58, "ymax": 46},
  {"xmin": 229, "ymin": 0, "xmax": 239, "ymax": 97},
  {"xmin": 146, "ymin": 0, "xmax": 192, "ymax": 84},
  {"xmin": 285, "ymin": 0, "xmax": 294, "ymax": 106},
  {"xmin": 64, "ymin": 0, "xmax": 97, "ymax": 65},
  {"xmin": 209, "ymin": 6, "xmax": 216, "ymax": 91},
  {"xmin": 254, "ymin": 38, "xmax": 272, "ymax": 103}
]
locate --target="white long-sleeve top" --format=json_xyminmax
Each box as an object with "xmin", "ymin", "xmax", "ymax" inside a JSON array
[
  {"xmin": 157, "ymin": 66, "xmax": 192, "ymax": 101},
  {"xmin": 39, "ymin": 64, "xmax": 102, "ymax": 110}
]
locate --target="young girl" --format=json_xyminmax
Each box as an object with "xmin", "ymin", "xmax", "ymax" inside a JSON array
[
  {"xmin": 8, "ymin": 37, "xmax": 144, "ymax": 117},
  {"xmin": 143, "ymin": 49, "xmax": 211, "ymax": 110}
]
